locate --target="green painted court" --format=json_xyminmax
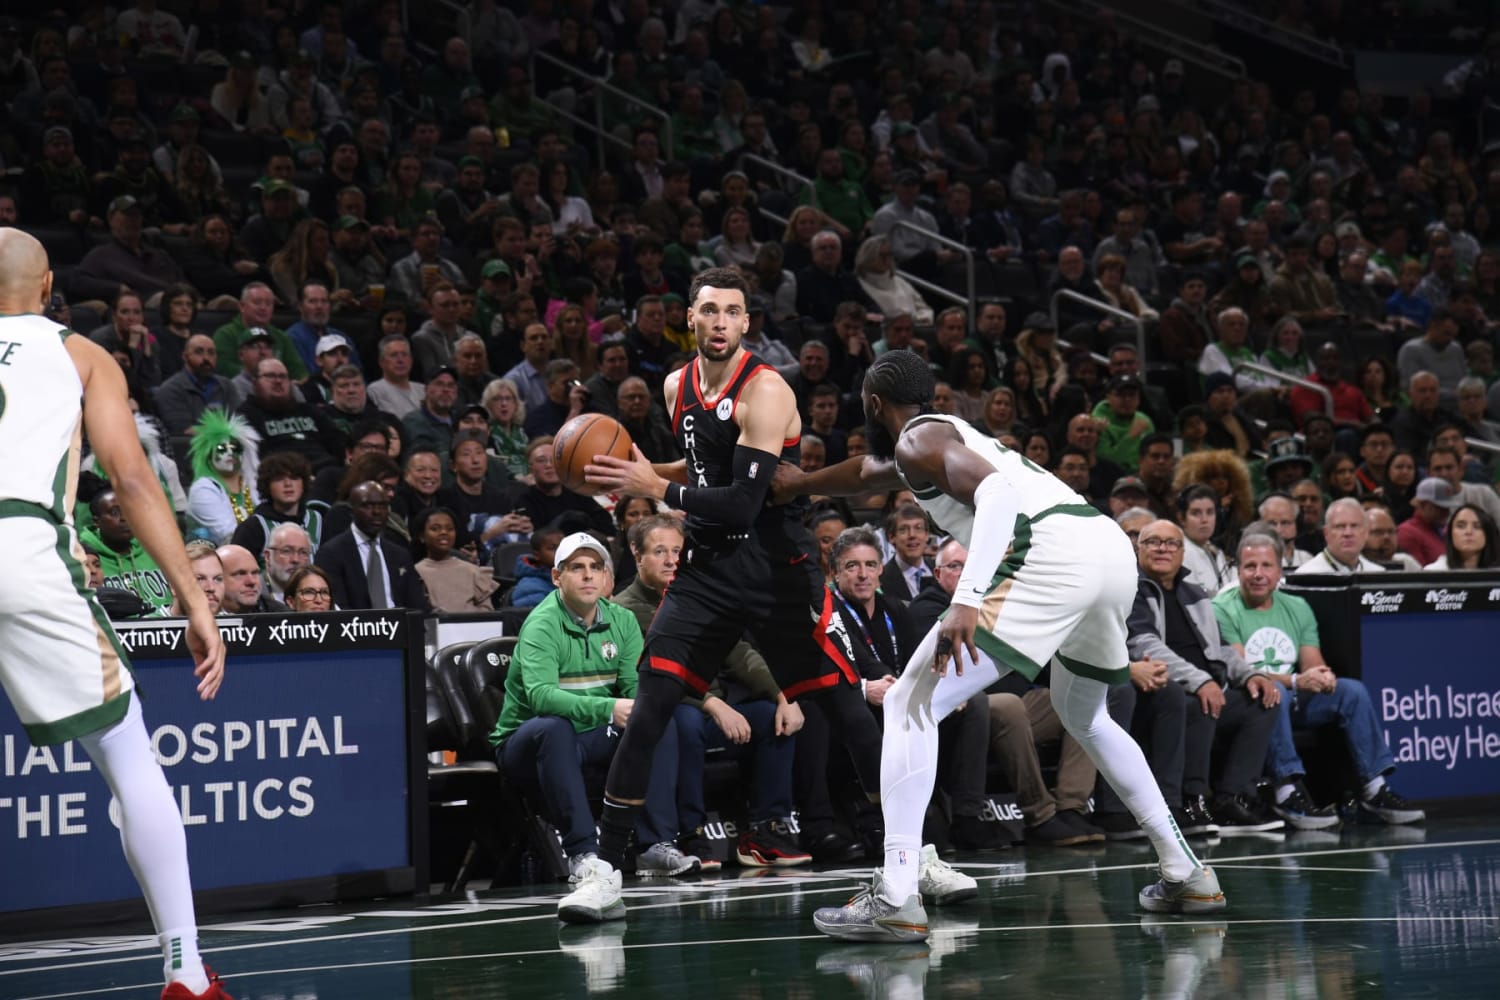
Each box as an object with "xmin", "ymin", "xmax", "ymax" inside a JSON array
[{"xmin": 6, "ymin": 819, "xmax": 1500, "ymax": 999}]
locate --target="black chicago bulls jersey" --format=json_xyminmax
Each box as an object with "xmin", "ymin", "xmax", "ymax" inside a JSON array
[{"xmin": 671, "ymin": 353, "xmax": 805, "ymax": 541}]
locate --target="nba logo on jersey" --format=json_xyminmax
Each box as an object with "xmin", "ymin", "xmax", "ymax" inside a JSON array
[
  {"xmin": 715, "ymin": 397, "xmax": 733, "ymax": 420},
  {"xmin": 748, "ymin": 461, "xmax": 759, "ymax": 477},
  {"xmin": 897, "ymin": 850, "xmax": 908, "ymax": 866}
]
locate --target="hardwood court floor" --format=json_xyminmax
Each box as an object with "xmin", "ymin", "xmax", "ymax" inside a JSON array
[{"xmin": 6, "ymin": 818, "xmax": 1500, "ymax": 999}]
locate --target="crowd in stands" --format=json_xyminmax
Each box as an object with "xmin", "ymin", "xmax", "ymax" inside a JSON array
[{"xmin": 6, "ymin": 0, "xmax": 1485, "ymax": 859}]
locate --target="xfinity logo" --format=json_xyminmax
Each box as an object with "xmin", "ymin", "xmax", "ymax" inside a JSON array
[
  {"xmin": 338, "ymin": 617, "xmax": 401, "ymax": 642},
  {"xmin": 1424, "ymin": 588, "xmax": 1470, "ymax": 612},
  {"xmin": 267, "ymin": 620, "xmax": 329, "ymax": 645},
  {"xmin": 117, "ymin": 627, "xmax": 183, "ymax": 653},
  {"xmin": 1361, "ymin": 590, "xmax": 1405, "ymax": 613}
]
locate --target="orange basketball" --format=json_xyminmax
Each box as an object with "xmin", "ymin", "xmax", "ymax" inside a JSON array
[{"xmin": 554, "ymin": 413, "xmax": 635, "ymax": 496}]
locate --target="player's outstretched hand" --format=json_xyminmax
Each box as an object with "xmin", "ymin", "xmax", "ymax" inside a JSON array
[
  {"xmin": 185, "ymin": 605, "xmax": 226, "ymax": 700},
  {"xmin": 769, "ymin": 461, "xmax": 805, "ymax": 505},
  {"xmin": 585, "ymin": 444, "xmax": 662, "ymax": 498},
  {"xmin": 934, "ymin": 605, "xmax": 980, "ymax": 677}
]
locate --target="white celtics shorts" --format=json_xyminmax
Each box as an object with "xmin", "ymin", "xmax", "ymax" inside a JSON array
[
  {"xmin": 969, "ymin": 507, "xmax": 1135, "ymax": 685},
  {"xmin": 0, "ymin": 512, "xmax": 134, "ymax": 745}
]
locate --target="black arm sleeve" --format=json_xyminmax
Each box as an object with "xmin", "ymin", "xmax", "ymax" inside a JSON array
[{"xmin": 664, "ymin": 445, "xmax": 779, "ymax": 530}]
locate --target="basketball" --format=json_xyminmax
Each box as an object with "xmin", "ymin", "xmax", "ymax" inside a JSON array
[{"xmin": 554, "ymin": 413, "xmax": 634, "ymax": 496}]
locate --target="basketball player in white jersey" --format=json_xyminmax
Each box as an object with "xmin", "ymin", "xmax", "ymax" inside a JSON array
[
  {"xmin": 781, "ymin": 350, "xmax": 1224, "ymax": 942},
  {"xmin": 0, "ymin": 231, "xmax": 231, "ymax": 998}
]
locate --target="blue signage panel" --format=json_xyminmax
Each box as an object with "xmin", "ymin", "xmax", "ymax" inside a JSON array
[
  {"xmin": 0, "ymin": 612, "xmax": 415, "ymax": 913},
  {"xmin": 1363, "ymin": 612, "xmax": 1500, "ymax": 800}
]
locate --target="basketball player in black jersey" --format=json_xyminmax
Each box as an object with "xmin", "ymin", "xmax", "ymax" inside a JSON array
[{"xmin": 578, "ymin": 267, "xmax": 884, "ymax": 923}]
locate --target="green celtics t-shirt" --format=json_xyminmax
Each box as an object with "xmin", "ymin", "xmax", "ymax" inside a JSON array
[{"xmin": 1211, "ymin": 590, "xmax": 1320, "ymax": 676}]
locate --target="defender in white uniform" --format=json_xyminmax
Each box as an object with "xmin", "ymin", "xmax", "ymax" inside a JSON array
[
  {"xmin": 786, "ymin": 350, "xmax": 1225, "ymax": 943},
  {"xmin": 0, "ymin": 231, "xmax": 230, "ymax": 1000}
]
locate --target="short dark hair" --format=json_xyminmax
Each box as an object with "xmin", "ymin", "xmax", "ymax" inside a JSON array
[
  {"xmin": 688, "ymin": 266, "xmax": 750, "ymax": 305},
  {"xmin": 347, "ymin": 419, "xmax": 391, "ymax": 450},
  {"xmin": 449, "ymin": 428, "xmax": 489, "ymax": 458},
  {"xmin": 1140, "ymin": 431, "xmax": 1174, "ymax": 454}
]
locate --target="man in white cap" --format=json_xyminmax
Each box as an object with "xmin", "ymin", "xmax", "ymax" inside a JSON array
[
  {"xmin": 304, "ymin": 332, "xmax": 355, "ymax": 403},
  {"xmin": 489, "ymin": 532, "xmax": 699, "ymax": 923}
]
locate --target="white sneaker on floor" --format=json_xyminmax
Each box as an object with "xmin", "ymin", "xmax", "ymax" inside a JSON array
[
  {"xmin": 559, "ymin": 857, "xmax": 626, "ymax": 924},
  {"xmin": 634, "ymin": 841, "xmax": 701, "ymax": 877},
  {"xmin": 918, "ymin": 844, "xmax": 978, "ymax": 905}
]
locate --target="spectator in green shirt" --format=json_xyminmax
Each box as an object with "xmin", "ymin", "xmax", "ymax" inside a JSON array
[
  {"xmin": 211, "ymin": 282, "xmax": 308, "ymax": 381},
  {"xmin": 1093, "ymin": 374, "xmax": 1154, "ymax": 472},
  {"xmin": 801, "ymin": 148, "xmax": 874, "ymax": 242}
]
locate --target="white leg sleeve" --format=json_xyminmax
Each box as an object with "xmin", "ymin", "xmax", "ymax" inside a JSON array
[
  {"xmin": 78, "ymin": 693, "xmax": 207, "ymax": 990},
  {"xmin": 879, "ymin": 622, "xmax": 1000, "ymax": 903},
  {"xmin": 1049, "ymin": 666, "xmax": 1200, "ymax": 881}
]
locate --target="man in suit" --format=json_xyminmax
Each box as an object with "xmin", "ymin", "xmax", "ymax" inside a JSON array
[
  {"xmin": 878, "ymin": 502, "xmax": 933, "ymax": 602},
  {"xmin": 315, "ymin": 481, "xmax": 431, "ymax": 610}
]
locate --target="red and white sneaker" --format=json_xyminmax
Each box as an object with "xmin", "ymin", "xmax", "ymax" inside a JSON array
[
  {"xmin": 161, "ymin": 966, "xmax": 234, "ymax": 999},
  {"xmin": 735, "ymin": 819, "xmax": 813, "ymax": 867}
]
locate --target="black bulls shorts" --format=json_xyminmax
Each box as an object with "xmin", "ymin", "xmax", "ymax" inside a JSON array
[{"xmin": 641, "ymin": 531, "xmax": 860, "ymax": 701}]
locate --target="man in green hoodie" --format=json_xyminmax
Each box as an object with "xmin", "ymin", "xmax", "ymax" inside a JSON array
[
  {"xmin": 1093, "ymin": 374, "xmax": 1155, "ymax": 472},
  {"xmin": 80, "ymin": 488, "xmax": 175, "ymax": 612}
]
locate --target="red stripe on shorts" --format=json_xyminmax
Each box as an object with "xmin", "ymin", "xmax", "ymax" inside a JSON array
[{"xmin": 648, "ymin": 654, "xmax": 709, "ymax": 695}]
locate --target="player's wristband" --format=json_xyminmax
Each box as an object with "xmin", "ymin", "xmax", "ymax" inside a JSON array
[{"xmin": 666, "ymin": 482, "xmax": 686, "ymax": 508}]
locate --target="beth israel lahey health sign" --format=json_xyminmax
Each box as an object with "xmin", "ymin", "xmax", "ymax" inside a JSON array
[{"xmin": 1359, "ymin": 583, "xmax": 1500, "ymax": 800}]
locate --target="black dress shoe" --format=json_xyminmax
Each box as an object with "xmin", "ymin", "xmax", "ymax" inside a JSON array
[
  {"xmin": 948, "ymin": 814, "xmax": 1011, "ymax": 851},
  {"xmin": 802, "ymin": 830, "xmax": 863, "ymax": 862}
]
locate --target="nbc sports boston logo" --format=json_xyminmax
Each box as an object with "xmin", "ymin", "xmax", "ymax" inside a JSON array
[
  {"xmin": 1424, "ymin": 588, "xmax": 1470, "ymax": 612},
  {"xmin": 1360, "ymin": 590, "xmax": 1405, "ymax": 614}
]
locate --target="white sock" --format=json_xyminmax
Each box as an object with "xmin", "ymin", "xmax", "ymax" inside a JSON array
[
  {"xmin": 1051, "ymin": 667, "xmax": 1200, "ymax": 882},
  {"xmin": 79, "ymin": 694, "xmax": 208, "ymax": 993},
  {"xmin": 159, "ymin": 929, "xmax": 208, "ymax": 993},
  {"xmin": 1275, "ymin": 782, "xmax": 1296, "ymax": 804},
  {"xmin": 1362, "ymin": 776, "xmax": 1385, "ymax": 801},
  {"xmin": 878, "ymin": 624, "xmax": 999, "ymax": 904}
]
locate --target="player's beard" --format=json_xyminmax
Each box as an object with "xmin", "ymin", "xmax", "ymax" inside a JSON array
[
  {"xmin": 695, "ymin": 325, "xmax": 741, "ymax": 362},
  {"xmin": 866, "ymin": 400, "xmax": 896, "ymax": 459}
]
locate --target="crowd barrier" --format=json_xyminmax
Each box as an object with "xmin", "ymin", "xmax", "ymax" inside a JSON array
[{"xmin": 0, "ymin": 610, "xmax": 426, "ymax": 932}]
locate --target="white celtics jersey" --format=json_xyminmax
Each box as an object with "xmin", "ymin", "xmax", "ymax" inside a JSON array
[
  {"xmin": 894, "ymin": 413, "xmax": 1087, "ymax": 547},
  {"xmin": 0, "ymin": 315, "xmax": 84, "ymax": 521}
]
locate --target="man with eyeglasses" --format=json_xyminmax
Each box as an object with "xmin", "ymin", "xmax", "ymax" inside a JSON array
[
  {"xmin": 315, "ymin": 481, "xmax": 431, "ymax": 610},
  {"xmin": 1127, "ymin": 520, "xmax": 1286, "ymax": 835},
  {"xmin": 263, "ymin": 524, "xmax": 314, "ymax": 603},
  {"xmin": 238, "ymin": 357, "xmax": 344, "ymax": 471},
  {"xmin": 1362, "ymin": 506, "xmax": 1421, "ymax": 570}
]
